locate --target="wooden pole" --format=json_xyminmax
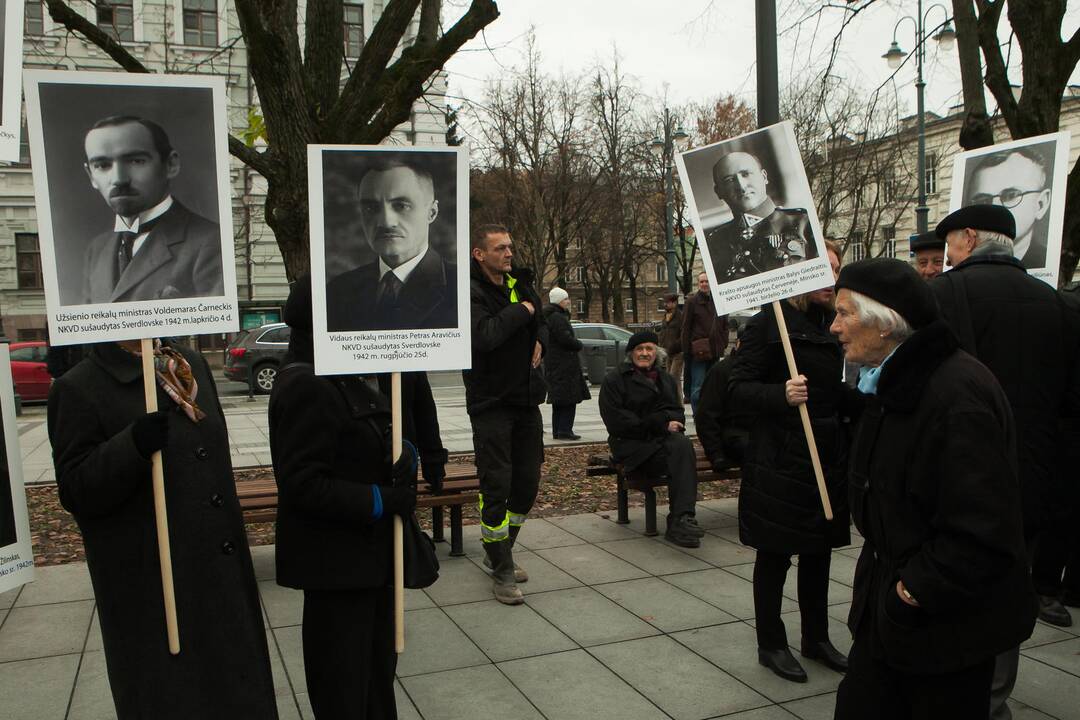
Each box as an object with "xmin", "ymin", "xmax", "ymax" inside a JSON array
[
  {"xmin": 770, "ymin": 301, "xmax": 834, "ymax": 521},
  {"xmin": 391, "ymin": 372, "xmax": 405, "ymax": 654},
  {"xmin": 139, "ymin": 338, "xmax": 180, "ymax": 655}
]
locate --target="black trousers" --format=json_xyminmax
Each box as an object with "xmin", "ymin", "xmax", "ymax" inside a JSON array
[
  {"xmin": 551, "ymin": 404, "xmax": 577, "ymax": 436},
  {"xmin": 835, "ymin": 626, "xmax": 995, "ymax": 720},
  {"xmin": 472, "ymin": 405, "xmax": 544, "ymax": 535},
  {"xmin": 302, "ymin": 586, "xmax": 397, "ymax": 720},
  {"xmin": 752, "ymin": 550, "xmax": 831, "ymax": 650},
  {"xmin": 1030, "ymin": 514, "xmax": 1080, "ymax": 597},
  {"xmin": 639, "ymin": 432, "xmax": 698, "ymax": 519}
]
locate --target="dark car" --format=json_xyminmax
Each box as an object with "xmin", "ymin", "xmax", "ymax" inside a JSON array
[
  {"xmin": 9, "ymin": 341, "xmax": 51, "ymax": 401},
  {"xmin": 223, "ymin": 323, "xmax": 291, "ymax": 394},
  {"xmin": 572, "ymin": 323, "xmax": 667, "ymax": 384}
]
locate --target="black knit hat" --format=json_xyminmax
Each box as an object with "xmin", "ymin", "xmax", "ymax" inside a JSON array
[
  {"xmin": 834, "ymin": 258, "xmax": 938, "ymax": 329},
  {"xmin": 909, "ymin": 231, "xmax": 944, "ymax": 253},
  {"xmin": 934, "ymin": 204, "xmax": 1016, "ymax": 240},
  {"xmin": 283, "ymin": 274, "xmax": 313, "ymax": 333},
  {"xmin": 626, "ymin": 330, "xmax": 659, "ymax": 352}
]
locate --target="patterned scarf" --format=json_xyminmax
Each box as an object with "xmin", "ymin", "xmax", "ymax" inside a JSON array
[{"xmin": 129, "ymin": 340, "xmax": 206, "ymax": 422}]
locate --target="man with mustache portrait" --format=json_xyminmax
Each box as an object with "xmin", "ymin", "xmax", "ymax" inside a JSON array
[
  {"xmin": 80, "ymin": 115, "xmax": 223, "ymax": 304},
  {"xmin": 326, "ymin": 158, "xmax": 457, "ymax": 332},
  {"xmin": 705, "ymin": 150, "xmax": 817, "ymax": 284}
]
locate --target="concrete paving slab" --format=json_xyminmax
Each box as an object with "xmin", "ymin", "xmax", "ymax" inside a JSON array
[
  {"xmin": 258, "ymin": 580, "xmax": 303, "ymax": 628},
  {"xmin": 0, "ymin": 599, "xmax": 94, "ymax": 662},
  {"xmin": 593, "ymin": 577, "xmax": 738, "ymax": 633},
  {"xmin": 705, "ymin": 524, "xmax": 743, "ymax": 544},
  {"xmin": 487, "ymin": 550, "xmax": 583, "ymax": 596},
  {"xmin": 589, "ymin": 635, "xmax": 771, "ymax": 720},
  {"xmin": 443, "ymin": 599, "xmax": 577, "ymax": 662},
  {"xmin": 0, "ymin": 607, "xmax": 7, "ymax": 628},
  {"xmin": 14, "ymin": 561, "xmax": 94, "ymax": 606},
  {"xmin": 423, "ymin": 557, "xmax": 495, "ymax": 607},
  {"xmin": 820, "ymin": 552, "xmax": 856, "ymax": 588},
  {"xmin": 85, "ymin": 610, "xmax": 102, "ymax": 652},
  {"xmin": 698, "ymin": 497, "xmax": 739, "ymax": 515},
  {"xmin": 272, "ymin": 625, "xmax": 306, "ymax": 694},
  {"xmin": 0, "ymin": 585, "xmax": 21, "ymax": 609},
  {"xmin": 548, "ymin": 513, "xmax": 643, "ymax": 543},
  {"xmin": 250, "ymin": 544, "xmax": 276, "ymax": 581},
  {"xmin": 596, "ymin": 537, "xmax": 712, "ymax": 576},
  {"xmin": 525, "ymin": 586, "xmax": 659, "ymax": 647},
  {"xmin": 67, "ymin": 650, "xmax": 117, "ymax": 720},
  {"xmin": 1011, "ymin": 656, "xmax": 1080, "ymax": 719},
  {"xmin": 770, "ymin": 610, "xmax": 853, "ymax": 658},
  {"xmin": 403, "ymin": 664, "xmax": 544, "ymax": 720},
  {"xmin": 535, "ymin": 544, "xmax": 650, "ymax": 586},
  {"xmin": 719, "ymin": 708, "xmax": 798, "ymax": 720},
  {"xmin": 515, "ymin": 518, "xmax": 596, "ymax": 550},
  {"xmin": 692, "ymin": 506, "xmax": 740, "ymax": 529},
  {"xmin": 267, "ymin": 629, "xmax": 296, "ymax": 700},
  {"xmin": 724, "ymin": 563, "xmax": 852, "ymax": 608},
  {"xmin": 665, "ymin": 568, "xmax": 796, "ymax": 621},
  {"xmin": 295, "ymin": 692, "xmax": 314, "ymax": 720},
  {"xmin": 395, "ymin": 608, "xmax": 488, "ymax": 677},
  {"xmin": 395, "ymin": 680, "xmax": 422, "ymax": 720},
  {"xmin": 673, "ymin": 622, "xmax": 842, "ymax": 703},
  {"xmin": 0, "ymin": 653, "xmax": 80, "ymax": 720},
  {"xmin": 405, "ymin": 588, "xmax": 435, "ymax": 610},
  {"xmin": 276, "ymin": 695, "xmax": 303, "ymax": 720},
  {"xmin": 673, "ymin": 534, "xmax": 756, "ymax": 568},
  {"xmin": 1022, "ymin": 636, "xmax": 1080, "ymax": 676},
  {"xmin": 782, "ymin": 691, "xmax": 836, "ymax": 720},
  {"xmin": 1006, "ymin": 699, "xmax": 1059, "ymax": 719},
  {"xmin": 1022, "ymin": 620, "xmax": 1077, "ymax": 650},
  {"xmin": 618, "ymin": 504, "xmax": 672, "ymax": 536},
  {"xmin": 499, "ymin": 649, "xmax": 667, "ymax": 720}
]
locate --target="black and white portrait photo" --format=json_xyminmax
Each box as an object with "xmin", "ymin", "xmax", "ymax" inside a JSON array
[
  {"xmin": 25, "ymin": 72, "xmax": 239, "ymax": 345},
  {"xmin": 0, "ymin": 345, "xmax": 34, "ymax": 593},
  {"xmin": 676, "ymin": 121, "xmax": 831, "ymax": 313},
  {"xmin": 309, "ymin": 145, "xmax": 471, "ymax": 375},
  {"xmin": 950, "ymin": 132, "xmax": 1069, "ymax": 287},
  {"xmin": 0, "ymin": 1, "xmax": 27, "ymax": 162}
]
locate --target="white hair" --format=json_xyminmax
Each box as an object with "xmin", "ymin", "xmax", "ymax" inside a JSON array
[
  {"xmin": 847, "ymin": 290, "xmax": 915, "ymax": 342},
  {"xmin": 974, "ymin": 229, "xmax": 1014, "ymax": 252}
]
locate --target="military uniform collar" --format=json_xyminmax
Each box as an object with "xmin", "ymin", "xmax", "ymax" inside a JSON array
[{"xmin": 735, "ymin": 198, "xmax": 776, "ymax": 229}]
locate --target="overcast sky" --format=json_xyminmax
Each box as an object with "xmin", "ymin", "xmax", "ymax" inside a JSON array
[{"xmin": 445, "ymin": 1, "xmax": 1080, "ymax": 125}]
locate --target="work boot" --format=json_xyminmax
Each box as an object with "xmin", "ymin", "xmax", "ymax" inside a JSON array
[
  {"xmin": 484, "ymin": 541, "xmax": 524, "ymax": 605},
  {"xmin": 664, "ymin": 515, "xmax": 701, "ymax": 548},
  {"xmin": 482, "ymin": 551, "xmax": 528, "ymax": 583}
]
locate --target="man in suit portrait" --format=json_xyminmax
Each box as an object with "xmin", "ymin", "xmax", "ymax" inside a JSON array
[
  {"xmin": 704, "ymin": 150, "xmax": 817, "ymax": 284},
  {"xmin": 326, "ymin": 158, "xmax": 457, "ymax": 332},
  {"xmin": 80, "ymin": 115, "xmax": 223, "ymax": 304},
  {"xmin": 966, "ymin": 146, "xmax": 1052, "ymax": 270}
]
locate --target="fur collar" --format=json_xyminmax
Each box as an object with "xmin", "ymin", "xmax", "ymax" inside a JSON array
[{"xmin": 875, "ymin": 320, "xmax": 959, "ymax": 412}]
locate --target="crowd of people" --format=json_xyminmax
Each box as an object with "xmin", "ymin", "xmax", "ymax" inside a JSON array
[{"xmin": 44, "ymin": 205, "xmax": 1080, "ymax": 719}]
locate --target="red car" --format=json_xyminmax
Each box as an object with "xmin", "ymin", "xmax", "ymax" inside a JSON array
[{"xmin": 10, "ymin": 341, "xmax": 50, "ymax": 401}]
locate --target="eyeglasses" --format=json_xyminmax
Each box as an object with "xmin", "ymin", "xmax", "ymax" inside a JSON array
[{"xmin": 970, "ymin": 188, "xmax": 1044, "ymax": 209}]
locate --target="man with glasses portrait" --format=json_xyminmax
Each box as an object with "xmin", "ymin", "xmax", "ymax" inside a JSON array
[{"xmin": 966, "ymin": 147, "xmax": 1052, "ymax": 270}]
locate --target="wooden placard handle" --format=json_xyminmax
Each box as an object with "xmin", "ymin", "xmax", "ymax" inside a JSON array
[
  {"xmin": 140, "ymin": 338, "xmax": 180, "ymax": 655},
  {"xmin": 770, "ymin": 301, "xmax": 834, "ymax": 521},
  {"xmin": 391, "ymin": 372, "xmax": 405, "ymax": 654}
]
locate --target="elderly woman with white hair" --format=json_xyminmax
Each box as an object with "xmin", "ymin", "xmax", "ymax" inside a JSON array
[{"xmin": 830, "ymin": 257, "xmax": 1036, "ymax": 719}]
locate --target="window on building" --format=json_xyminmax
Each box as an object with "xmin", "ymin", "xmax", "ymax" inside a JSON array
[
  {"xmin": 568, "ymin": 266, "xmax": 584, "ymax": 283},
  {"xmin": 882, "ymin": 172, "xmax": 896, "ymax": 203},
  {"xmin": 344, "ymin": 2, "xmax": 364, "ymax": 57},
  {"xmin": 25, "ymin": 1, "xmax": 44, "ymax": 36},
  {"xmin": 656, "ymin": 297, "xmax": 666, "ymax": 312},
  {"xmin": 624, "ymin": 297, "xmax": 633, "ymax": 313},
  {"xmin": 97, "ymin": 0, "xmax": 134, "ymax": 42},
  {"xmin": 16, "ymin": 233, "xmax": 43, "ymax": 290},
  {"xmin": 183, "ymin": 0, "xmax": 218, "ymax": 47},
  {"xmin": 575, "ymin": 299, "xmax": 585, "ymax": 315},
  {"xmin": 849, "ymin": 231, "xmax": 865, "ymax": 263},
  {"xmin": 925, "ymin": 153, "xmax": 938, "ymax": 196},
  {"xmin": 882, "ymin": 225, "xmax": 896, "ymax": 258},
  {"xmin": 656, "ymin": 262, "xmax": 666, "ymax": 282}
]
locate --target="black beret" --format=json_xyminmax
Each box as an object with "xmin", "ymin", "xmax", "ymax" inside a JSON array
[
  {"xmin": 909, "ymin": 231, "xmax": 944, "ymax": 253},
  {"xmin": 934, "ymin": 204, "xmax": 1016, "ymax": 240},
  {"xmin": 835, "ymin": 258, "xmax": 938, "ymax": 330},
  {"xmin": 283, "ymin": 274, "xmax": 313, "ymax": 333},
  {"xmin": 626, "ymin": 330, "xmax": 659, "ymax": 352}
]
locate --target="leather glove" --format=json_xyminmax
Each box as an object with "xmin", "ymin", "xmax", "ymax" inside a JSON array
[
  {"xmin": 392, "ymin": 439, "xmax": 419, "ymax": 489},
  {"xmin": 132, "ymin": 411, "xmax": 169, "ymax": 459},
  {"xmin": 422, "ymin": 461, "xmax": 446, "ymax": 493},
  {"xmin": 381, "ymin": 485, "xmax": 417, "ymax": 517}
]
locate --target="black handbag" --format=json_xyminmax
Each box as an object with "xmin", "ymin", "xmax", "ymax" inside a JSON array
[{"xmin": 402, "ymin": 512, "xmax": 440, "ymax": 589}]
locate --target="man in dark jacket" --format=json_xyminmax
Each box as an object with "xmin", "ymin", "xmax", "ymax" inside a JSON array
[
  {"xmin": 658, "ymin": 293, "xmax": 684, "ymax": 389},
  {"xmin": 543, "ymin": 287, "xmax": 589, "ymax": 440},
  {"xmin": 599, "ymin": 331, "xmax": 703, "ymax": 547},
  {"xmin": 681, "ymin": 272, "xmax": 729, "ymax": 411},
  {"xmin": 464, "ymin": 224, "xmax": 547, "ymax": 605},
  {"xmin": 930, "ymin": 204, "xmax": 1080, "ymax": 719}
]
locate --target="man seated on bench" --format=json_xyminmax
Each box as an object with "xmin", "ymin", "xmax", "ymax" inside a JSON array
[{"xmin": 599, "ymin": 331, "xmax": 705, "ymax": 548}]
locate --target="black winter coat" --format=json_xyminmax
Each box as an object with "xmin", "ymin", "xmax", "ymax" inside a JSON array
[
  {"xmin": 48, "ymin": 343, "xmax": 277, "ymax": 719},
  {"xmin": 463, "ymin": 261, "xmax": 548, "ymax": 415},
  {"xmin": 847, "ymin": 320, "xmax": 1036, "ymax": 674},
  {"xmin": 599, "ymin": 361, "xmax": 685, "ymax": 471},
  {"xmin": 270, "ymin": 363, "xmax": 395, "ymax": 590},
  {"xmin": 931, "ymin": 252, "xmax": 1080, "ymax": 536},
  {"xmin": 694, "ymin": 354, "xmax": 751, "ymax": 469},
  {"xmin": 543, "ymin": 303, "xmax": 589, "ymax": 406},
  {"xmin": 377, "ymin": 372, "xmax": 448, "ymax": 486},
  {"xmin": 729, "ymin": 303, "xmax": 852, "ymax": 554}
]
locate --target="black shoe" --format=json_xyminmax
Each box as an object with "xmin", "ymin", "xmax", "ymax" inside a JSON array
[
  {"xmin": 664, "ymin": 520, "xmax": 701, "ymax": 548},
  {"xmin": 758, "ymin": 647, "xmax": 807, "ymax": 683},
  {"xmin": 801, "ymin": 639, "xmax": 848, "ymax": 673},
  {"xmin": 553, "ymin": 432, "xmax": 582, "ymax": 440},
  {"xmin": 679, "ymin": 515, "xmax": 706, "ymax": 538},
  {"xmin": 1038, "ymin": 595, "xmax": 1073, "ymax": 627}
]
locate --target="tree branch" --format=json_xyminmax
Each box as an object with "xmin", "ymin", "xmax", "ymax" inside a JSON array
[
  {"xmin": 417, "ymin": 0, "xmax": 441, "ymax": 46},
  {"xmin": 976, "ymin": 0, "xmax": 1019, "ymax": 136},
  {"xmin": 303, "ymin": 0, "xmax": 344, "ymax": 121},
  {"xmin": 44, "ymin": 0, "xmax": 151, "ymax": 73},
  {"xmin": 228, "ymin": 136, "xmax": 273, "ymax": 177}
]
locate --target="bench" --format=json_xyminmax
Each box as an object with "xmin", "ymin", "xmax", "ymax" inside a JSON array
[
  {"xmin": 586, "ymin": 442, "xmax": 740, "ymax": 536},
  {"xmin": 235, "ymin": 463, "xmax": 481, "ymax": 557}
]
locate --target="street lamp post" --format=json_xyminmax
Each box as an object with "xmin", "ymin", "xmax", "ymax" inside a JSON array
[
  {"xmin": 650, "ymin": 111, "xmax": 689, "ymax": 296},
  {"xmin": 883, "ymin": 1, "xmax": 955, "ymax": 235}
]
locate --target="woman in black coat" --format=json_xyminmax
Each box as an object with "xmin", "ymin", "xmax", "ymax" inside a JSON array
[
  {"xmin": 830, "ymin": 258, "xmax": 1035, "ymax": 719},
  {"xmin": 543, "ymin": 287, "xmax": 589, "ymax": 439},
  {"xmin": 48, "ymin": 341, "xmax": 277, "ymax": 719},
  {"xmin": 729, "ymin": 242, "xmax": 851, "ymax": 682},
  {"xmin": 269, "ymin": 276, "xmax": 417, "ymax": 719}
]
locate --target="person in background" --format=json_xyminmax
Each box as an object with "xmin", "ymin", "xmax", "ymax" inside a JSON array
[
  {"xmin": 830, "ymin": 258, "xmax": 1035, "ymax": 719},
  {"xmin": 730, "ymin": 240, "xmax": 850, "ymax": 683},
  {"xmin": 909, "ymin": 231, "xmax": 945, "ymax": 280},
  {"xmin": 543, "ymin": 286, "xmax": 589, "ymax": 440},
  {"xmin": 658, "ymin": 293, "xmax": 684, "ymax": 389},
  {"xmin": 694, "ymin": 323, "xmax": 752, "ymax": 472},
  {"xmin": 681, "ymin": 272, "xmax": 729, "ymax": 412}
]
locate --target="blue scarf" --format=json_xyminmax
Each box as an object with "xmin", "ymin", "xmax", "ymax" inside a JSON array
[{"xmin": 857, "ymin": 345, "xmax": 901, "ymax": 395}]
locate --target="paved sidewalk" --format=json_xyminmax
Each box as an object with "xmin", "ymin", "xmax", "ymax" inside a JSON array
[
  {"xmin": 0, "ymin": 500, "xmax": 1073, "ymax": 719},
  {"xmin": 14, "ymin": 384, "xmax": 696, "ymax": 486}
]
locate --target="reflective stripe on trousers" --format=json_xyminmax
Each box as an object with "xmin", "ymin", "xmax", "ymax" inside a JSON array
[{"xmin": 478, "ymin": 493, "xmax": 510, "ymax": 543}]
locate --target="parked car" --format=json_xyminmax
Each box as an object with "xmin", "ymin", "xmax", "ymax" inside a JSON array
[
  {"xmin": 9, "ymin": 341, "xmax": 50, "ymax": 401},
  {"xmin": 223, "ymin": 323, "xmax": 291, "ymax": 394},
  {"xmin": 571, "ymin": 323, "xmax": 667, "ymax": 384}
]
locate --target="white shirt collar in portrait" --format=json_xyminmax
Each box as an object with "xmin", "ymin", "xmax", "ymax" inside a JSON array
[
  {"xmin": 378, "ymin": 244, "xmax": 429, "ymax": 285},
  {"xmin": 113, "ymin": 195, "xmax": 174, "ymax": 257}
]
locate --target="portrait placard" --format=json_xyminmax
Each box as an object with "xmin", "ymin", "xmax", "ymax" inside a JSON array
[
  {"xmin": 24, "ymin": 71, "xmax": 239, "ymax": 344},
  {"xmin": 0, "ymin": 345, "xmax": 35, "ymax": 594},
  {"xmin": 675, "ymin": 121, "xmax": 832, "ymax": 315},
  {"xmin": 948, "ymin": 131, "xmax": 1070, "ymax": 287},
  {"xmin": 0, "ymin": 1, "xmax": 26, "ymax": 161},
  {"xmin": 308, "ymin": 145, "xmax": 471, "ymax": 375}
]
